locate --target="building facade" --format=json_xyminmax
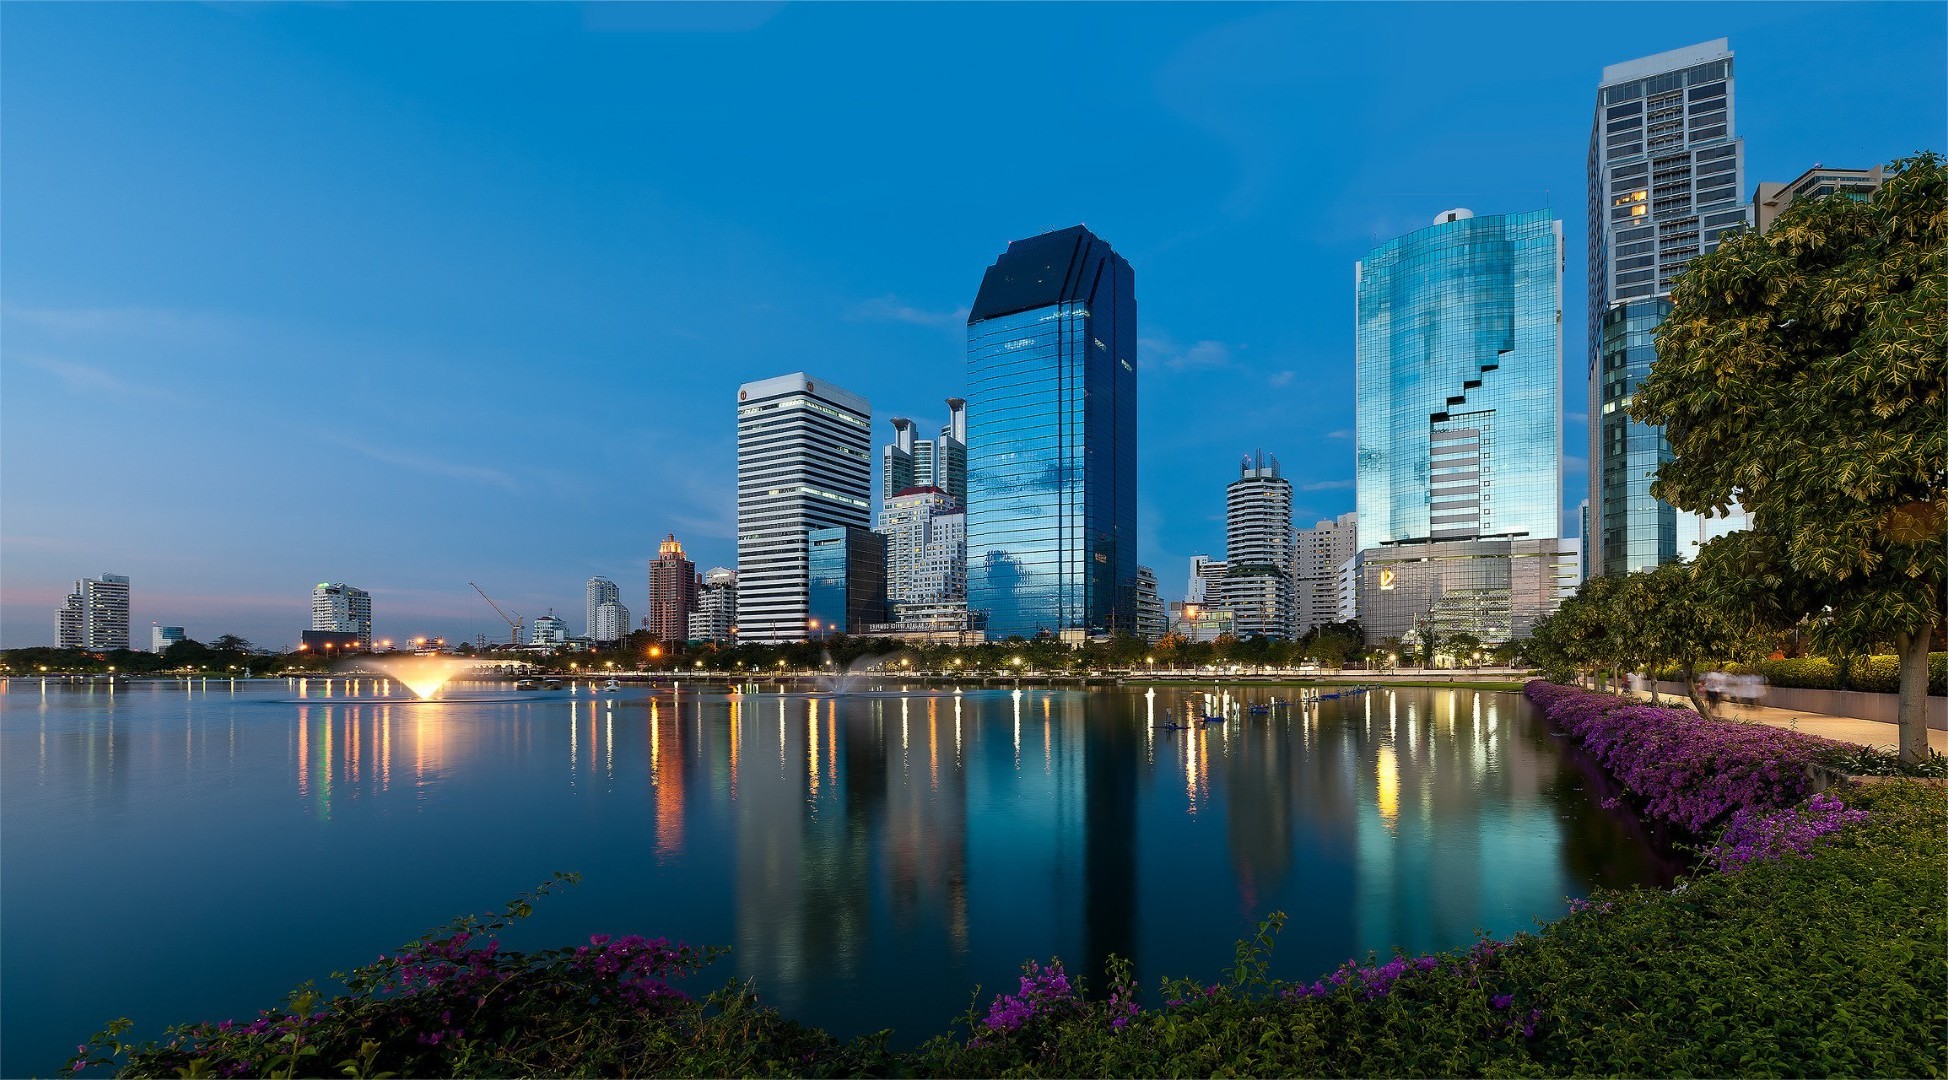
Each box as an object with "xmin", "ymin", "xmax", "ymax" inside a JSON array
[
  {"xmin": 879, "ymin": 485, "xmax": 968, "ymax": 621},
  {"xmin": 1354, "ymin": 207, "xmax": 1568, "ymax": 646},
  {"xmin": 881, "ymin": 400, "xmax": 969, "ymax": 507},
  {"xmin": 151, "ymin": 623, "xmax": 187, "ymax": 653},
  {"xmin": 688, "ymin": 567, "xmax": 738, "ymax": 644},
  {"xmin": 585, "ymin": 577, "xmax": 625, "ymax": 643},
  {"xmin": 736, "ymin": 373, "xmax": 872, "ymax": 643},
  {"xmin": 1185, "ymin": 555, "xmax": 1226, "ymax": 605},
  {"xmin": 965, "ymin": 226, "xmax": 1137, "ymax": 639},
  {"xmin": 1753, "ymin": 164, "xmax": 1883, "ymax": 234},
  {"xmin": 648, "ymin": 534, "xmax": 698, "ymax": 642},
  {"xmin": 1587, "ymin": 39, "xmax": 1747, "ymax": 577},
  {"xmin": 530, "ymin": 612, "xmax": 570, "ymax": 648},
  {"xmin": 1220, "ymin": 451, "xmax": 1294, "ymax": 639},
  {"xmin": 1294, "ymin": 512, "xmax": 1357, "ymax": 634},
  {"xmin": 806, "ymin": 526, "xmax": 887, "ymax": 636},
  {"xmin": 311, "ymin": 582, "xmax": 371, "ymax": 647},
  {"xmin": 1134, "ymin": 566, "xmax": 1165, "ymax": 644},
  {"xmin": 57, "ymin": 573, "xmax": 131, "ymax": 650}
]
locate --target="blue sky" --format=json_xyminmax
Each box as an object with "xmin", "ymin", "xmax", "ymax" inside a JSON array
[{"xmin": 3, "ymin": 2, "xmax": 1941, "ymax": 649}]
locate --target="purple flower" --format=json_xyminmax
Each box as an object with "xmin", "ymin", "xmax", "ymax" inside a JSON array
[{"xmin": 1491, "ymin": 994, "xmax": 1513, "ymax": 1010}]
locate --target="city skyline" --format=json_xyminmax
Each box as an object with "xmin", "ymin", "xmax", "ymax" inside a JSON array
[{"xmin": 3, "ymin": 4, "xmax": 1941, "ymax": 648}]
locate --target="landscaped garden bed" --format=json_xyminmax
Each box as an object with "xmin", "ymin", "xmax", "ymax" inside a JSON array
[{"xmin": 72, "ymin": 682, "xmax": 1944, "ymax": 1078}]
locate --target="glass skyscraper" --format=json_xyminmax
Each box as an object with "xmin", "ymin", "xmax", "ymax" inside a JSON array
[
  {"xmin": 964, "ymin": 226, "xmax": 1136, "ymax": 640},
  {"xmin": 1356, "ymin": 208, "xmax": 1562, "ymax": 548},
  {"xmin": 1587, "ymin": 39, "xmax": 1747, "ymax": 577},
  {"xmin": 1353, "ymin": 208, "xmax": 1568, "ymax": 646}
]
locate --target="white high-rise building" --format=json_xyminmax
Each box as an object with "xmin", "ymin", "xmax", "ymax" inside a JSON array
[
  {"xmin": 311, "ymin": 582, "xmax": 372, "ymax": 645},
  {"xmin": 530, "ymin": 612, "xmax": 570, "ymax": 647},
  {"xmin": 585, "ymin": 577, "xmax": 626, "ymax": 643},
  {"xmin": 57, "ymin": 573, "xmax": 131, "ymax": 650},
  {"xmin": 1294, "ymin": 512, "xmax": 1358, "ymax": 633},
  {"xmin": 688, "ymin": 567, "xmax": 738, "ymax": 644},
  {"xmin": 1134, "ymin": 565, "xmax": 1165, "ymax": 644},
  {"xmin": 881, "ymin": 399, "xmax": 969, "ymax": 507},
  {"xmin": 1220, "ymin": 451, "xmax": 1294, "ymax": 640},
  {"xmin": 1186, "ymin": 556, "xmax": 1227, "ymax": 605},
  {"xmin": 879, "ymin": 486, "xmax": 967, "ymax": 620},
  {"xmin": 151, "ymin": 624, "xmax": 186, "ymax": 652},
  {"xmin": 736, "ymin": 372, "xmax": 871, "ymax": 643}
]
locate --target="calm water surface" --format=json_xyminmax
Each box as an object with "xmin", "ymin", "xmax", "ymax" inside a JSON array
[{"xmin": 1, "ymin": 678, "xmax": 1673, "ymax": 1073}]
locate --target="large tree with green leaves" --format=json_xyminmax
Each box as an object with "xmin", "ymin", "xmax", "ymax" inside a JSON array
[{"xmin": 1634, "ymin": 152, "xmax": 1946, "ymax": 761}]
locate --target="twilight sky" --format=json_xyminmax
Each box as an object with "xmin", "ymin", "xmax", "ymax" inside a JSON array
[{"xmin": 3, "ymin": 2, "xmax": 1941, "ymax": 650}]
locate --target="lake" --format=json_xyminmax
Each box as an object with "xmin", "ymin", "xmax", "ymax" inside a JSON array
[{"xmin": 0, "ymin": 678, "xmax": 1673, "ymax": 1074}]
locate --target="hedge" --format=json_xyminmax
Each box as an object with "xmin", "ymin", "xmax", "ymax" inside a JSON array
[{"xmin": 1721, "ymin": 653, "xmax": 1948, "ymax": 696}]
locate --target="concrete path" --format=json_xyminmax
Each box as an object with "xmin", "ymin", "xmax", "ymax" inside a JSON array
[{"xmin": 1624, "ymin": 690, "xmax": 1948, "ymax": 754}]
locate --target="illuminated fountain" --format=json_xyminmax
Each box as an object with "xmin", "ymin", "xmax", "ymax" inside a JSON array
[{"xmin": 342, "ymin": 655, "xmax": 476, "ymax": 701}]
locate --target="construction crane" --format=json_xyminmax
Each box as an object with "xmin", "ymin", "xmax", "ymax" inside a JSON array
[{"xmin": 468, "ymin": 582, "xmax": 525, "ymax": 647}]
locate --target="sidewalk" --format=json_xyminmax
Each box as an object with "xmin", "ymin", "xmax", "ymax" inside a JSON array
[{"xmin": 1623, "ymin": 689, "xmax": 1948, "ymax": 754}]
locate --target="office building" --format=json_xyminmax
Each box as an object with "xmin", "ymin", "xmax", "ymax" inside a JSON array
[
  {"xmin": 806, "ymin": 526, "xmax": 887, "ymax": 636},
  {"xmin": 1294, "ymin": 512, "xmax": 1357, "ymax": 634},
  {"xmin": 879, "ymin": 485, "xmax": 968, "ymax": 627},
  {"xmin": 1134, "ymin": 566, "xmax": 1165, "ymax": 644},
  {"xmin": 1167, "ymin": 601, "xmax": 1234, "ymax": 643},
  {"xmin": 1185, "ymin": 555, "xmax": 1226, "ymax": 605},
  {"xmin": 56, "ymin": 573, "xmax": 131, "ymax": 650},
  {"xmin": 736, "ymin": 373, "xmax": 872, "ymax": 643},
  {"xmin": 311, "ymin": 582, "xmax": 371, "ymax": 647},
  {"xmin": 688, "ymin": 567, "xmax": 738, "ymax": 644},
  {"xmin": 880, "ymin": 402, "xmax": 967, "ymax": 506},
  {"xmin": 965, "ymin": 226, "xmax": 1137, "ymax": 639},
  {"xmin": 648, "ymin": 534, "xmax": 698, "ymax": 642},
  {"xmin": 1753, "ymin": 164, "xmax": 1883, "ymax": 234},
  {"xmin": 1588, "ymin": 40, "xmax": 1747, "ymax": 577},
  {"xmin": 1220, "ymin": 451, "xmax": 1294, "ymax": 639},
  {"xmin": 1354, "ymin": 207, "xmax": 1568, "ymax": 645},
  {"xmin": 151, "ymin": 624, "xmax": 187, "ymax": 653},
  {"xmin": 585, "ymin": 577, "xmax": 627, "ymax": 643}
]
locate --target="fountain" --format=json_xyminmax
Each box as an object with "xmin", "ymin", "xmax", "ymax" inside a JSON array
[
  {"xmin": 341, "ymin": 655, "xmax": 477, "ymax": 701},
  {"xmin": 813, "ymin": 650, "xmax": 913, "ymax": 696}
]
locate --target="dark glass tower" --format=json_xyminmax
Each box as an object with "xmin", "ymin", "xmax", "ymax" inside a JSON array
[{"xmin": 965, "ymin": 226, "xmax": 1136, "ymax": 639}]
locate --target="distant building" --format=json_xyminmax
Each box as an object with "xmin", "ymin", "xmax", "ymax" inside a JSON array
[
  {"xmin": 688, "ymin": 567, "xmax": 738, "ymax": 644},
  {"xmin": 1753, "ymin": 164, "xmax": 1883, "ymax": 234},
  {"xmin": 55, "ymin": 573, "xmax": 130, "ymax": 650},
  {"xmin": 585, "ymin": 577, "xmax": 627, "ymax": 643},
  {"xmin": 1167, "ymin": 601, "xmax": 1234, "ymax": 643},
  {"xmin": 151, "ymin": 624, "xmax": 186, "ymax": 653},
  {"xmin": 806, "ymin": 526, "xmax": 886, "ymax": 636},
  {"xmin": 311, "ymin": 582, "xmax": 372, "ymax": 647},
  {"xmin": 879, "ymin": 485, "xmax": 968, "ymax": 630},
  {"xmin": 882, "ymin": 401, "xmax": 969, "ymax": 506},
  {"xmin": 1588, "ymin": 40, "xmax": 1747, "ymax": 577},
  {"xmin": 1134, "ymin": 566, "xmax": 1164, "ymax": 644},
  {"xmin": 736, "ymin": 372, "xmax": 872, "ymax": 643},
  {"xmin": 1220, "ymin": 450, "xmax": 1294, "ymax": 640},
  {"xmin": 1334, "ymin": 555, "xmax": 1359, "ymax": 624},
  {"xmin": 966, "ymin": 226, "xmax": 1137, "ymax": 639},
  {"xmin": 1294, "ymin": 513, "xmax": 1357, "ymax": 634},
  {"xmin": 301, "ymin": 630, "xmax": 363, "ymax": 652},
  {"xmin": 529, "ymin": 612, "xmax": 570, "ymax": 648},
  {"xmin": 1357, "ymin": 538, "xmax": 1579, "ymax": 646},
  {"xmin": 1186, "ymin": 556, "xmax": 1227, "ymax": 605},
  {"xmin": 648, "ymin": 535, "xmax": 698, "ymax": 642}
]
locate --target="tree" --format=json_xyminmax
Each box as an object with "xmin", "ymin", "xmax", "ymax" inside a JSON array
[
  {"xmin": 1633, "ymin": 559, "xmax": 1762, "ymax": 718},
  {"xmin": 1633, "ymin": 152, "xmax": 1946, "ymax": 762}
]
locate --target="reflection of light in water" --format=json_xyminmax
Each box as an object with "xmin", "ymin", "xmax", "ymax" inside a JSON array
[
  {"xmin": 807, "ymin": 702, "xmax": 820, "ymax": 803},
  {"xmin": 1377, "ymin": 743, "xmax": 1399, "ymax": 829},
  {"xmin": 1043, "ymin": 710, "xmax": 1051, "ymax": 775},
  {"xmin": 1012, "ymin": 691, "xmax": 1022, "ymax": 770},
  {"xmin": 929, "ymin": 712, "xmax": 939, "ymax": 790},
  {"xmin": 297, "ymin": 706, "xmax": 309, "ymax": 795},
  {"xmin": 606, "ymin": 711, "xmax": 614, "ymax": 782},
  {"xmin": 728, "ymin": 702, "xmax": 739, "ymax": 800}
]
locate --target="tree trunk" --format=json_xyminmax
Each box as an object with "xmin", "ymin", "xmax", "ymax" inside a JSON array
[
  {"xmin": 1894, "ymin": 629, "xmax": 1933, "ymax": 765},
  {"xmin": 1682, "ymin": 661, "xmax": 1712, "ymax": 719}
]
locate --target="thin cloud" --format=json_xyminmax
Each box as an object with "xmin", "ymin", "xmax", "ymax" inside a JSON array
[
  {"xmin": 1565, "ymin": 410, "xmax": 1589, "ymax": 425},
  {"xmin": 1142, "ymin": 336, "xmax": 1233, "ymax": 371},
  {"xmin": 4, "ymin": 304, "xmax": 238, "ymax": 342},
  {"xmin": 849, "ymin": 296, "xmax": 969, "ymax": 329},
  {"xmin": 327, "ymin": 437, "xmax": 520, "ymax": 491},
  {"xmin": 1563, "ymin": 454, "xmax": 1588, "ymax": 478},
  {"xmin": 1299, "ymin": 478, "xmax": 1355, "ymax": 491},
  {"xmin": 1324, "ymin": 429, "xmax": 1353, "ymax": 440},
  {"xmin": 1268, "ymin": 370, "xmax": 1296, "ymax": 387},
  {"xmin": 11, "ymin": 354, "xmax": 183, "ymax": 402}
]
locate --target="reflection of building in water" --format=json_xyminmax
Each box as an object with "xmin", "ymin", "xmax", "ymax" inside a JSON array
[
  {"xmin": 294, "ymin": 704, "xmax": 404, "ymax": 821},
  {"xmin": 1082, "ymin": 692, "xmax": 1140, "ymax": 986},
  {"xmin": 648, "ymin": 700, "xmax": 687, "ymax": 859},
  {"xmin": 884, "ymin": 695, "xmax": 970, "ymax": 951},
  {"xmin": 1352, "ymin": 690, "xmax": 1561, "ymax": 956}
]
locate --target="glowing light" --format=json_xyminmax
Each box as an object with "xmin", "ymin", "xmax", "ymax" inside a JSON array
[{"xmin": 1377, "ymin": 745, "xmax": 1400, "ymax": 828}]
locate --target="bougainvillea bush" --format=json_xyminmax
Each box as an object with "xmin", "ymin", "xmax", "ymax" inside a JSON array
[{"xmin": 1523, "ymin": 679, "xmax": 1852, "ymax": 832}]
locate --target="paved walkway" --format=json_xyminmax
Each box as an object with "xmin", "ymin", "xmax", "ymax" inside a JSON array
[{"xmin": 1623, "ymin": 690, "xmax": 1948, "ymax": 753}]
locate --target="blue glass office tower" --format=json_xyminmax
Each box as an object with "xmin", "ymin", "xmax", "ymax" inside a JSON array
[
  {"xmin": 806, "ymin": 525, "xmax": 886, "ymax": 635},
  {"xmin": 1355, "ymin": 208, "xmax": 1563, "ymax": 547},
  {"xmin": 965, "ymin": 226, "xmax": 1136, "ymax": 639},
  {"xmin": 1354, "ymin": 208, "xmax": 1572, "ymax": 645}
]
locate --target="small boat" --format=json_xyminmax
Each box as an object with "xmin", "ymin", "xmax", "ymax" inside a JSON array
[
  {"xmin": 601, "ymin": 678, "xmax": 622, "ymax": 692},
  {"xmin": 515, "ymin": 678, "xmax": 539, "ymax": 691},
  {"xmin": 1200, "ymin": 714, "xmax": 1227, "ymax": 724},
  {"xmin": 1247, "ymin": 704, "xmax": 1271, "ymax": 715},
  {"xmin": 543, "ymin": 678, "xmax": 564, "ymax": 691}
]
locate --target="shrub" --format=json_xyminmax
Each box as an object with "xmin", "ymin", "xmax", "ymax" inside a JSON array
[{"xmin": 1721, "ymin": 652, "xmax": 1947, "ymax": 695}]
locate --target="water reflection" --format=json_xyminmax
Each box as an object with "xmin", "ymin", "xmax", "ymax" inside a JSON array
[{"xmin": 3, "ymin": 681, "xmax": 1679, "ymax": 1075}]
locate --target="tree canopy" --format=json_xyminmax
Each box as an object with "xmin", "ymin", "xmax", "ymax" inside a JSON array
[{"xmin": 1633, "ymin": 151, "xmax": 1946, "ymax": 759}]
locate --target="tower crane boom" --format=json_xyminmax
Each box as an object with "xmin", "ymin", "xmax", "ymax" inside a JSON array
[{"xmin": 468, "ymin": 582, "xmax": 525, "ymax": 646}]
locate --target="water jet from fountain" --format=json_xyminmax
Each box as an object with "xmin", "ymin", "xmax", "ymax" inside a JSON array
[{"xmin": 339, "ymin": 655, "xmax": 476, "ymax": 700}]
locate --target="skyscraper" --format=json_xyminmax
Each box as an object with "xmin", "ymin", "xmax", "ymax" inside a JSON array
[
  {"xmin": 1133, "ymin": 566, "xmax": 1164, "ymax": 644},
  {"xmin": 56, "ymin": 573, "xmax": 131, "ymax": 650},
  {"xmin": 965, "ymin": 226, "xmax": 1136, "ymax": 639},
  {"xmin": 311, "ymin": 582, "xmax": 371, "ymax": 646},
  {"xmin": 648, "ymin": 534, "xmax": 698, "ymax": 642},
  {"xmin": 736, "ymin": 373, "xmax": 872, "ymax": 643},
  {"xmin": 585, "ymin": 577, "xmax": 626, "ymax": 643},
  {"xmin": 1354, "ymin": 208, "xmax": 1569, "ymax": 645},
  {"xmin": 1220, "ymin": 450, "xmax": 1294, "ymax": 640},
  {"xmin": 806, "ymin": 525, "xmax": 887, "ymax": 636},
  {"xmin": 1588, "ymin": 39, "xmax": 1747, "ymax": 577},
  {"xmin": 880, "ymin": 486, "xmax": 966, "ymax": 616},
  {"xmin": 688, "ymin": 567, "xmax": 738, "ymax": 644},
  {"xmin": 1294, "ymin": 512, "xmax": 1358, "ymax": 634},
  {"xmin": 880, "ymin": 400, "xmax": 969, "ymax": 506}
]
